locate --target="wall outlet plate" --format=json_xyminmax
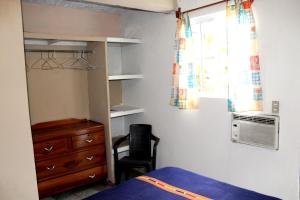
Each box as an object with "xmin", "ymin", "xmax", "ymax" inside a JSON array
[{"xmin": 272, "ymin": 101, "xmax": 280, "ymax": 114}]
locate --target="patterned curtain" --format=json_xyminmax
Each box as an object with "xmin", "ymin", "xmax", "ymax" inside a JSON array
[
  {"xmin": 170, "ymin": 14, "xmax": 200, "ymax": 109},
  {"xmin": 227, "ymin": 0, "xmax": 263, "ymax": 112}
]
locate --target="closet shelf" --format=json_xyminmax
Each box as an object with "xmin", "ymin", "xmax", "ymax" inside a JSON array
[
  {"xmin": 23, "ymin": 32, "xmax": 106, "ymax": 42},
  {"xmin": 24, "ymin": 35, "xmax": 141, "ymax": 46},
  {"xmin": 111, "ymin": 135, "xmax": 129, "ymax": 154},
  {"xmin": 108, "ymin": 74, "xmax": 143, "ymax": 81},
  {"xmin": 110, "ymin": 105, "xmax": 144, "ymax": 118},
  {"xmin": 24, "ymin": 39, "xmax": 88, "ymax": 47},
  {"xmin": 106, "ymin": 37, "xmax": 142, "ymax": 44}
]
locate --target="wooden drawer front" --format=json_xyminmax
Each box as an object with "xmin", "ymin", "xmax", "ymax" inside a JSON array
[
  {"xmin": 72, "ymin": 131, "xmax": 104, "ymax": 149},
  {"xmin": 36, "ymin": 146, "xmax": 106, "ymax": 181},
  {"xmin": 38, "ymin": 165, "xmax": 107, "ymax": 198},
  {"xmin": 34, "ymin": 138, "xmax": 69, "ymax": 160}
]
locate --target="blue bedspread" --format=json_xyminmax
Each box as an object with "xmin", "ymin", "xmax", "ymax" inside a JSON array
[{"xmin": 85, "ymin": 167, "xmax": 280, "ymax": 200}]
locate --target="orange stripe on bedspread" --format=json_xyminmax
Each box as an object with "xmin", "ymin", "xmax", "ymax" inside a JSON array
[{"xmin": 136, "ymin": 176, "xmax": 212, "ymax": 200}]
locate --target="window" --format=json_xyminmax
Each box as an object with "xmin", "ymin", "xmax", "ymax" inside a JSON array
[{"xmin": 191, "ymin": 11, "xmax": 228, "ymax": 98}]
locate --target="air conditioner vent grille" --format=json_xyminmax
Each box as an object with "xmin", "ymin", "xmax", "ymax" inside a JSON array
[{"xmin": 233, "ymin": 114, "xmax": 275, "ymax": 125}]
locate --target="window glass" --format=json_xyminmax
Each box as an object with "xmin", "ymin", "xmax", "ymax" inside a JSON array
[{"xmin": 191, "ymin": 11, "xmax": 228, "ymax": 98}]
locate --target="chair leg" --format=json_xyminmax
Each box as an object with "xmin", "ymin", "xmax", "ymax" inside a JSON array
[
  {"xmin": 152, "ymin": 160, "xmax": 156, "ymax": 170},
  {"xmin": 125, "ymin": 168, "xmax": 130, "ymax": 180},
  {"xmin": 145, "ymin": 165, "xmax": 151, "ymax": 173},
  {"xmin": 115, "ymin": 166, "xmax": 121, "ymax": 185}
]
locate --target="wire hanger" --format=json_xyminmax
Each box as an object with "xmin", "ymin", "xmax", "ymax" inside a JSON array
[
  {"xmin": 49, "ymin": 51, "xmax": 63, "ymax": 69},
  {"xmin": 43, "ymin": 52, "xmax": 60, "ymax": 70},
  {"xmin": 80, "ymin": 50, "xmax": 96, "ymax": 70},
  {"xmin": 31, "ymin": 52, "xmax": 50, "ymax": 70},
  {"xmin": 26, "ymin": 49, "xmax": 95, "ymax": 71},
  {"xmin": 63, "ymin": 52, "xmax": 85, "ymax": 70},
  {"xmin": 63, "ymin": 51, "xmax": 95, "ymax": 70}
]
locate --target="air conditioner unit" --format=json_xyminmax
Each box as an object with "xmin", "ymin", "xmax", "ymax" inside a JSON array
[{"xmin": 231, "ymin": 113, "xmax": 280, "ymax": 150}]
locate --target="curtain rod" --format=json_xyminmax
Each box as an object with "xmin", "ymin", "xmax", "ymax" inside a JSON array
[
  {"xmin": 182, "ymin": 0, "xmax": 227, "ymax": 14},
  {"xmin": 180, "ymin": 0, "xmax": 254, "ymax": 15}
]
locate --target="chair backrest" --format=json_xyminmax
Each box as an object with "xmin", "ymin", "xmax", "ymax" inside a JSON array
[{"xmin": 129, "ymin": 124, "xmax": 152, "ymax": 160}]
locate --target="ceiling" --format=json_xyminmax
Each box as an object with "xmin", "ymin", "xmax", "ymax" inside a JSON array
[
  {"xmin": 82, "ymin": 0, "xmax": 176, "ymax": 12},
  {"xmin": 22, "ymin": 0, "xmax": 127, "ymax": 13},
  {"xmin": 22, "ymin": 0, "xmax": 177, "ymax": 13}
]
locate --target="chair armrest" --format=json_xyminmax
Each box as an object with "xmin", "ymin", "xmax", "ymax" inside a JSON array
[
  {"xmin": 151, "ymin": 134, "xmax": 160, "ymax": 169},
  {"xmin": 113, "ymin": 134, "xmax": 129, "ymax": 163}
]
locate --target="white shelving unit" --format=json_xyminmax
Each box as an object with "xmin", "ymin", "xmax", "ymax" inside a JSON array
[
  {"xmin": 107, "ymin": 37, "xmax": 142, "ymax": 44},
  {"xmin": 107, "ymin": 37, "xmax": 144, "ymax": 179},
  {"xmin": 23, "ymin": 32, "xmax": 117, "ymax": 182},
  {"xmin": 108, "ymin": 74, "xmax": 143, "ymax": 81},
  {"xmin": 24, "ymin": 39, "xmax": 88, "ymax": 46},
  {"xmin": 110, "ymin": 105, "xmax": 144, "ymax": 118}
]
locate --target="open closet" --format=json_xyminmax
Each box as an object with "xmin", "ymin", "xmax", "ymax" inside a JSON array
[{"xmin": 24, "ymin": 31, "xmax": 144, "ymax": 196}]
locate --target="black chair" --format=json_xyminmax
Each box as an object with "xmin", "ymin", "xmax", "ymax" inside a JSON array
[{"xmin": 113, "ymin": 124, "xmax": 160, "ymax": 184}]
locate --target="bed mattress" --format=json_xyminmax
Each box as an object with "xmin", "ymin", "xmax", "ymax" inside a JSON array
[{"xmin": 85, "ymin": 167, "xmax": 280, "ymax": 200}]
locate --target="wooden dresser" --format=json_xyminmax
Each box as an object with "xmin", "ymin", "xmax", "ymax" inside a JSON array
[{"xmin": 31, "ymin": 119, "xmax": 107, "ymax": 198}]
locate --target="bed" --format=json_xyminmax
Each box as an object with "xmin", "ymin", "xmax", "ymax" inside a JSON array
[{"xmin": 85, "ymin": 167, "xmax": 280, "ymax": 200}]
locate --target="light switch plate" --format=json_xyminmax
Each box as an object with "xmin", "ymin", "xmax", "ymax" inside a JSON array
[{"xmin": 272, "ymin": 101, "xmax": 280, "ymax": 114}]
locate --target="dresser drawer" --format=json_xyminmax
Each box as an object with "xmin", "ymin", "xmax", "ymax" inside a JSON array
[
  {"xmin": 72, "ymin": 131, "xmax": 105, "ymax": 149},
  {"xmin": 38, "ymin": 165, "xmax": 107, "ymax": 198},
  {"xmin": 34, "ymin": 138, "xmax": 69, "ymax": 160},
  {"xmin": 36, "ymin": 146, "xmax": 106, "ymax": 181}
]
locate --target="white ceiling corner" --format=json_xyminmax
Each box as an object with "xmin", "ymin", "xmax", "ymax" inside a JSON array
[
  {"xmin": 80, "ymin": 0, "xmax": 177, "ymax": 12},
  {"xmin": 22, "ymin": 0, "xmax": 128, "ymax": 13},
  {"xmin": 22, "ymin": 0, "xmax": 177, "ymax": 13}
]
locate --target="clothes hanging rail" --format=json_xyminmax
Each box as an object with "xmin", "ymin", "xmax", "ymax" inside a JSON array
[
  {"xmin": 24, "ymin": 49, "xmax": 96, "ymax": 71},
  {"xmin": 24, "ymin": 49, "xmax": 94, "ymax": 54},
  {"xmin": 183, "ymin": 0, "xmax": 227, "ymax": 14}
]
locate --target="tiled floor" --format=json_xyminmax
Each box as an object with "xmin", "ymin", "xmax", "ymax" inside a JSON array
[{"xmin": 41, "ymin": 182, "xmax": 112, "ymax": 200}]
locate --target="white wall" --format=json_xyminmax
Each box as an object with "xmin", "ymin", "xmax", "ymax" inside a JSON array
[
  {"xmin": 121, "ymin": 0, "xmax": 300, "ymax": 199},
  {"xmin": 178, "ymin": 0, "xmax": 222, "ymax": 12},
  {"xmin": 26, "ymin": 69, "xmax": 90, "ymax": 124},
  {"xmin": 0, "ymin": 1, "xmax": 39, "ymax": 199}
]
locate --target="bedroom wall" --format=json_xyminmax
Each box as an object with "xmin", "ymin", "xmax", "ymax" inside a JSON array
[
  {"xmin": 121, "ymin": 0, "xmax": 300, "ymax": 199},
  {"xmin": 26, "ymin": 67, "xmax": 90, "ymax": 125},
  {"xmin": 0, "ymin": 1, "xmax": 39, "ymax": 199}
]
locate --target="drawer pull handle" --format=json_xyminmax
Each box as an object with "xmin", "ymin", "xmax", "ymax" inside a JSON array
[
  {"xmin": 89, "ymin": 174, "xmax": 96, "ymax": 179},
  {"xmin": 46, "ymin": 165, "xmax": 55, "ymax": 171},
  {"xmin": 86, "ymin": 156, "xmax": 94, "ymax": 161},
  {"xmin": 44, "ymin": 146, "xmax": 53, "ymax": 152},
  {"xmin": 85, "ymin": 139, "xmax": 93, "ymax": 143}
]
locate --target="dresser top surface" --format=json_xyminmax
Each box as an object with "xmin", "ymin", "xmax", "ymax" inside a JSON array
[{"xmin": 31, "ymin": 119, "xmax": 104, "ymax": 141}]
